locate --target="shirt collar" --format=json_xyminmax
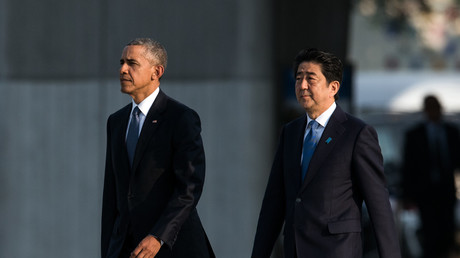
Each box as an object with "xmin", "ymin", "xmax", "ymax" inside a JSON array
[
  {"xmin": 306, "ymin": 102, "xmax": 337, "ymax": 128},
  {"xmin": 131, "ymin": 87, "xmax": 160, "ymax": 116}
]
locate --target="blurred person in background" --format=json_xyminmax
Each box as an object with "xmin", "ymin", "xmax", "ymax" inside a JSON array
[
  {"xmin": 101, "ymin": 38, "xmax": 214, "ymax": 258},
  {"xmin": 402, "ymin": 95, "xmax": 460, "ymax": 258},
  {"xmin": 252, "ymin": 48, "xmax": 401, "ymax": 258}
]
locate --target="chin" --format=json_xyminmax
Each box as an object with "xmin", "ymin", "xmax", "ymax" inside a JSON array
[
  {"xmin": 120, "ymin": 84, "xmax": 133, "ymax": 94},
  {"xmin": 297, "ymin": 99, "xmax": 310, "ymax": 107}
]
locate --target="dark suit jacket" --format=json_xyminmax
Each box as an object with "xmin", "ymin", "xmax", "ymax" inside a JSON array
[
  {"xmin": 402, "ymin": 121, "xmax": 460, "ymax": 207},
  {"xmin": 101, "ymin": 90, "xmax": 214, "ymax": 258},
  {"xmin": 252, "ymin": 105, "xmax": 401, "ymax": 258}
]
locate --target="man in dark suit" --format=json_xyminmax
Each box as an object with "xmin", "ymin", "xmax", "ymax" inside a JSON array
[
  {"xmin": 252, "ymin": 49, "xmax": 401, "ymax": 258},
  {"xmin": 402, "ymin": 95, "xmax": 460, "ymax": 258},
  {"xmin": 101, "ymin": 38, "xmax": 214, "ymax": 258}
]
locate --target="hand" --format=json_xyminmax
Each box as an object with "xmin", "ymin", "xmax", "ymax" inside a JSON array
[{"xmin": 130, "ymin": 235, "xmax": 161, "ymax": 258}]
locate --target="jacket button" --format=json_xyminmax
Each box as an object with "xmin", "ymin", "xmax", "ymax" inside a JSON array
[{"xmin": 295, "ymin": 198, "xmax": 301, "ymax": 203}]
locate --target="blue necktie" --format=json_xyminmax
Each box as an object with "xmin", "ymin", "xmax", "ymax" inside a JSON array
[
  {"xmin": 126, "ymin": 107, "xmax": 141, "ymax": 167},
  {"xmin": 301, "ymin": 120, "xmax": 319, "ymax": 181}
]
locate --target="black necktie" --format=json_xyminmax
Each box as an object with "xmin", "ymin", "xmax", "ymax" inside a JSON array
[{"xmin": 126, "ymin": 107, "xmax": 141, "ymax": 167}]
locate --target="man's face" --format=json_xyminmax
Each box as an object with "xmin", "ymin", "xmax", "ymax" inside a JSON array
[
  {"xmin": 295, "ymin": 61, "xmax": 338, "ymax": 117},
  {"xmin": 119, "ymin": 45, "xmax": 156, "ymax": 98}
]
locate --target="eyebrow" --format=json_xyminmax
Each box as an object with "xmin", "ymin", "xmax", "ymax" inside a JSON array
[
  {"xmin": 120, "ymin": 58, "xmax": 138, "ymax": 63},
  {"xmin": 296, "ymin": 71, "xmax": 318, "ymax": 77}
]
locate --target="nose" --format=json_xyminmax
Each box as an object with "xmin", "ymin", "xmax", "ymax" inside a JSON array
[
  {"xmin": 120, "ymin": 63, "xmax": 128, "ymax": 74},
  {"xmin": 298, "ymin": 78, "xmax": 308, "ymax": 89}
]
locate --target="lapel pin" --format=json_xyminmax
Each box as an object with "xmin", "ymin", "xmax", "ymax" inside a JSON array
[
  {"xmin": 325, "ymin": 137, "xmax": 332, "ymax": 144},
  {"xmin": 152, "ymin": 120, "xmax": 158, "ymax": 124}
]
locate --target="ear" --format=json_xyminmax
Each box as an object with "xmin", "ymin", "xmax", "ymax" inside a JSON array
[
  {"xmin": 151, "ymin": 65, "xmax": 165, "ymax": 80},
  {"xmin": 329, "ymin": 81, "xmax": 340, "ymax": 97}
]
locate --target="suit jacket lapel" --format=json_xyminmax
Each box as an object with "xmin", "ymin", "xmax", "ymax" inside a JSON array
[
  {"xmin": 111, "ymin": 104, "xmax": 132, "ymax": 181},
  {"xmin": 131, "ymin": 90, "xmax": 167, "ymax": 174},
  {"xmin": 285, "ymin": 116, "xmax": 308, "ymax": 191},
  {"xmin": 301, "ymin": 106, "xmax": 347, "ymax": 191}
]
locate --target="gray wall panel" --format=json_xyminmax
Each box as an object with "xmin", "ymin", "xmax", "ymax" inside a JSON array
[
  {"xmin": 0, "ymin": 81, "xmax": 106, "ymax": 257},
  {"xmin": 104, "ymin": 0, "xmax": 239, "ymax": 79},
  {"xmin": 5, "ymin": 0, "xmax": 100, "ymax": 78}
]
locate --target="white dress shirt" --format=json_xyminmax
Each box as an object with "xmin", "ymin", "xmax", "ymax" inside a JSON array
[
  {"xmin": 125, "ymin": 87, "xmax": 160, "ymax": 140},
  {"xmin": 301, "ymin": 102, "xmax": 337, "ymax": 163}
]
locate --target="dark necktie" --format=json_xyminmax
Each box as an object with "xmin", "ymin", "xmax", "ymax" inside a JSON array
[
  {"xmin": 301, "ymin": 120, "xmax": 319, "ymax": 181},
  {"xmin": 126, "ymin": 107, "xmax": 141, "ymax": 167}
]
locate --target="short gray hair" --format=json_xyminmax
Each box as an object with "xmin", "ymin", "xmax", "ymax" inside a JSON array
[{"xmin": 127, "ymin": 38, "xmax": 168, "ymax": 69}]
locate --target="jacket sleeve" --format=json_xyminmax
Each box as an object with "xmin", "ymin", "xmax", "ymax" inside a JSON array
[
  {"xmin": 101, "ymin": 116, "xmax": 117, "ymax": 258},
  {"xmin": 252, "ymin": 126, "xmax": 286, "ymax": 258},
  {"xmin": 149, "ymin": 109, "xmax": 206, "ymax": 249},
  {"xmin": 353, "ymin": 125, "xmax": 401, "ymax": 258}
]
